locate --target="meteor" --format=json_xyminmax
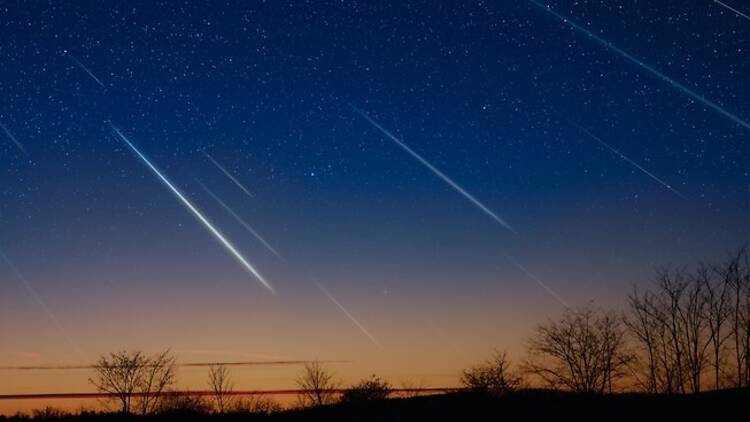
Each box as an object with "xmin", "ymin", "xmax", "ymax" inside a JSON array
[
  {"xmin": 714, "ymin": 0, "xmax": 750, "ymax": 21},
  {"xmin": 353, "ymin": 107, "xmax": 516, "ymax": 234},
  {"xmin": 197, "ymin": 180, "xmax": 283, "ymax": 259},
  {"xmin": 69, "ymin": 56, "xmax": 106, "ymax": 89},
  {"xmin": 504, "ymin": 254, "xmax": 571, "ymax": 309},
  {"xmin": 1, "ymin": 123, "xmax": 25, "ymax": 153},
  {"xmin": 528, "ymin": 0, "xmax": 750, "ymax": 131},
  {"xmin": 316, "ymin": 283, "xmax": 380, "ymax": 346},
  {"xmin": 202, "ymin": 151, "xmax": 255, "ymax": 198},
  {"xmin": 111, "ymin": 126, "xmax": 275, "ymax": 294},
  {"xmin": 563, "ymin": 117, "xmax": 685, "ymax": 199},
  {"xmin": 0, "ymin": 250, "xmax": 83, "ymax": 355}
]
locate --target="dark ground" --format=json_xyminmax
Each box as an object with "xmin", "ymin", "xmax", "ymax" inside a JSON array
[{"xmin": 3, "ymin": 389, "xmax": 749, "ymax": 421}]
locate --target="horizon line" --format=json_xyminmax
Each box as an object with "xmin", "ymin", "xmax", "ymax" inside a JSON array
[{"xmin": 0, "ymin": 388, "xmax": 461, "ymax": 400}]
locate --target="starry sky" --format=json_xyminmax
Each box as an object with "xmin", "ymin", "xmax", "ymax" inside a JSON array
[{"xmin": 0, "ymin": 0, "xmax": 748, "ymax": 410}]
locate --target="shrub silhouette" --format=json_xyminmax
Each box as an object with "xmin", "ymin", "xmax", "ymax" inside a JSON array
[
  {"xmin": 461, "ymin": 350, "xmax": 522, "ymax": 395},
  {"xmin": 341, "ymin": 375, "xmax": 392, "ymax": 403}
]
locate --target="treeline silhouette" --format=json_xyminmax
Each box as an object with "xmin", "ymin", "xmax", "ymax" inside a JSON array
[{"xmin": 2, "ymin": 247, "xmax": 749, "ymax": 420}]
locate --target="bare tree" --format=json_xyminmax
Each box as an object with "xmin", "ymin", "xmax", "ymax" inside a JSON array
[
  {"xmin": 296, "ymin": 361, "xmax": 338, "ymax": 407},
  {"xmin": 89, "ymin": 350, "xmax": 176, "ymax": 415},
  {"xmin": 208, "ymin": 364, "xmax": 234, "ymax": 413},
  {"xmin": 523, "ymin": 305, "xmax": 631, "ymax": 393},
  {"xmin": 461, "ymin": 350, "xmax": 522, "ymax": 395},
  {"xmin": 653, "ymin": 267, "xmax": 690, "ymax": 393},
  {"xmin": 626, "ymin": 248, "xmax": 750, "ymax": 393},
  {"xmin": 680, "ymin": 273, "xmax": 711, "ymax": 393},
  {"xmin": 136, "ymin": 350, "xmax": 176, "ymax": 415},
  {"xmin": 726, "ymin": 246, "xmax": 750, "ymax": 387},
  {"xmin": 625, "ymin": 286, "xmax": 663, "ymax": 393},
  {"xmin": 702, "ymin": 262, "xmax": 733, "ymax": 390},
  {"xmin": 627, "ymin": 268, "xmax": 708, "ymax": 393},
  {"xmin": 89, "ymin": 351, "xmax": 147, "ymax": 414}
]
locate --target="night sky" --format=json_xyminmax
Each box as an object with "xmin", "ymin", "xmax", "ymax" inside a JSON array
[{"xmin": 1, "ymin": 0, "xmax": 748, "ymax": 406}]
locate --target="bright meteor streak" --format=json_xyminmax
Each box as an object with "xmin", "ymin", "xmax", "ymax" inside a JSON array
[
  {"xmin": 69, "ymin": 56, "xmax": 106, "ymax": 89},
  {"xmin": 1, "ymin": 123, "xmax": 25, "ymax": 153},
  {"xmin": 561, "ymin": 116, "xmax": 685, "ymax": 199},
  {"xmin": 316, "ymin": 283, "xmax": 380, "ymax": 347},
  {"xmin": 353, "ymin": 107, "xmax": 516, "ymax": 234},
  {"xmin": 202, "ymin": 151, "xmax": 255, "ymax": 198},
  {"xmin": 197, "ymin": 180, "xmax": 283, "ymax": 259},
  {"xmin": 503, "ymin": 254, "xmax": 570, "ymax": 309},
  {"xmin": 111, "ymin": 126, "xmax": 275, "ymax": 294},
  {"xmin": 528, "ymin": 0, "xmax": 750, "ymax": 131},
  {"xmin": 714, "ymin": 0, "xmax": 750, "ymax": 21}
]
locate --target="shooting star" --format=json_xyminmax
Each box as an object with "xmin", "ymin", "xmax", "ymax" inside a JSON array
[
  {"xmin": 0, "ymin": 250, "xmax": 83, "ymax": 355},
  {"xmin": 528, "ymin": 0, "xmax": 750, "ymax": 131},
  {"xmin": 111, "ymin": 125, "xmax": 275, "ymax": 294},
  {"xmin": 69, "ymin": 56, "xmax": 106, "ymax": 88},
  {"xmin": 202, "ymin": 151, "xmax": 255, "ymax": 198},
  {"xmin": 504, "ymin": 254, "xmax": 571, "ymax": 308},
  {"xmin": 714, "ymin": 0, "xmax": 750, "ymax": 21},
  {"xmin": 562, "ymin": 117, "xmax": 685, "ymax": 199},
  {"xmin": 353, "ymin": 107, "xmax": 516, "ymax": 234},
  {"xmin": 197, "ymin": 180, "xmax": 283, "ymax": 259},
  {"xmin": 316, "ymin": 283, "xmax": 380, "ymax": 346},
  {"xmin": 1, "ymin": 123, "xmax": 25, "ymax": 153}
]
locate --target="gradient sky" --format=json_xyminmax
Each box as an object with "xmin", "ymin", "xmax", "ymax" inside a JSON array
[{"xmin": 1, "ymin": 0, "xmax": 748, "ymax": 413}]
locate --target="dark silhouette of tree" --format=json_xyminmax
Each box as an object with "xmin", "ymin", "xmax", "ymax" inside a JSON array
[
  {"xmin": 727, "ymin": 246, "xmax": 750, "ymax": 387},
  {"xmin": 88, "ymin": 350, "xmax": 176, "ymax": 415},
  {"xmin": 136, "ymin": 350, "xmax": 176, "ymax": 415},
  {"xmin": 626, "ymin": 248, "xmax": 749, "ymax": 393},
  {"xmin": 654, "ymin": 267, "xmax": 691, "ymax": 393},
  {"xmin": 89, "ymin": 351, "xmax": 147, "ymax": 414},
  {"xmin": 625, "ymin": 286, "xmax": 665, "ymax": 393},
  {"xmin": 296, "ymin": 361, "xmax": 338, "ymax": 407},
  {"xmin": 341, "ymin": 375, "xmax": 391, "ymax": 403},
  {"xmin": 702, "ymin": 261, "xmax": 733, "ymax": 390},
  {"xmin": 680, "ymin": 272, "xmax": 711, "ymax": 393},
  {"xmin": 461, "ymin": 350, "xmax": 522, "ymax": 395},
  {"xmin": 523, "ymin": 305, "xmax": 632, "ymax": 393},
  {"xmin": 207, "ymin": 364, "xmax": 234, "ymax": 413}
]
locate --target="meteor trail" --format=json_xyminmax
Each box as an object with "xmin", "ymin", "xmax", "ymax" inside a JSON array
[
  {"xmin": 714, "ymin": 0, "xmax": 750, "ymax": 21},
  {"xmin": 1, "ymin": 123, "xmax": 25, "ymax": 153},
  {"xmin": 316, "ymin": 283, "xmax": 380, "ymax": 346},
  {"xmin": 562, "ymin": 117, "xmax": 685, "ymax": 199},
  {"xmin": 353, "ymin": 107, "xmax": 516, "ymax": 233},
  {"xmin": 503, "ymin": 254, "xmax": 571, "ymax": 309},
  {"xmin": 69, "ymin": 56, "xmax": 106, "ymax": 88},
  {"xmin": 202, "ymin": 151, "xmax": 255, "ymax": 198},
  {"xmin": 111, "ymin": 126, "xmax": 275, "ymax": 294},
  {"xmin": 0, "ymin": 359, "xmax": 346, "ymax": 371},
  {"xmin": 197, "ymin": 180, "xmax": 283, "ymax": 259},
  {"xmin": 0, "ymin": 250, "xmax": 82, "ymax": 355},
  {"xmin": 528, "ymin": 0, "xmax": 750, "ymax": 131}
]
